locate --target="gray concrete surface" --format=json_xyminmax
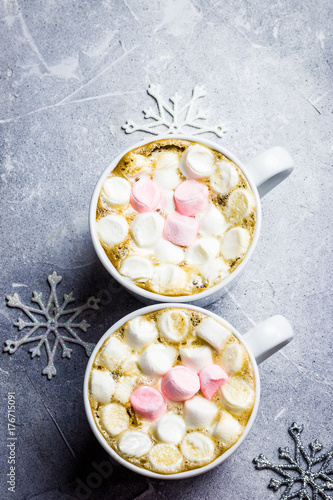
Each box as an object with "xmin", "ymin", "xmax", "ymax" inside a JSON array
[{"xmin": 0, "ymin": 0, "xmax": 332, "ymax": 499}]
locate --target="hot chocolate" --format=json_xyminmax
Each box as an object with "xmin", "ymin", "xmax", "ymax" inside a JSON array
[{"xmin": 95, "ymin": 139, "xmax": 256, "ymax": 296}]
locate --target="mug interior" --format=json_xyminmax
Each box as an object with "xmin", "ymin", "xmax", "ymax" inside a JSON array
[
  {"xmin": 83, "ymin": 303, "xmax": 261, "ymax": 479},
  {"xmin": 89, "ymin": 135, "xmax": 262, "ymax": 303}
]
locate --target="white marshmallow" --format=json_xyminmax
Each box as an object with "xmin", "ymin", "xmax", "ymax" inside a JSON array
[
  {"xmin": 182, "ymin": 144, "xmax": 215, "ymax": 179},
  {"xmin": 221, "ymin": 227, "xmax": 250, "ymax": 260},
  {"xmin": 102, "ymin": 177, "xmax": 131, "ymax": 207},
  {"xmin": 198, "ymin": 205, "xmax": 228, "ymax": 237},
  {"xmin": 114, "ymin": 376, "xmax": 138, "ymax": 404},
  {"xmin": 219, "ymin": 342, "xmax": 245, "ymax": 375},
  {"xmin": 221, "ymin": 376, "xmax": 255, "ymax": 414},
  {"xmin": 99, "ymin": 337, "xmax": 131, "ymax": 370},
  {"xmin": 213, "ymin": 411, "xmax": 243, "ymax": 448},
  {"xmin": 185, "ymin": 237, "xmax": 220, "ymax": 265},
  {"xmin": 195, "ymin": 317, "xmax": 231, "ymax": 351},
  {"xmin": 160, "ymin": 190, "xmax": 176, "ymax": 213},
  {"xmin": 96, "ymin": 214, "xmax": 128, "ymax": 247},
  {"xmin": 99, "ymin": 403, "xmax": 129, "ymax": 437},
  {"xmin": 130, "ymin": 212, "xmax": 164, "ymax": 248},
  {"xmin": 124, "ymin": 316, "xmax": 158, "ymax": 350},
  {"xmin": 119, "ymin": 256, "xmax": 153, "ymax": 282},
  {"xmin": 180, "ymin": 346, "xmax": 213, "ymax": 373},
  {"xmin": 181, "ymin": 432, "xmax": 215, "ymax": 464},
  {"xmin": 151, "ymin": 414, "xmax": 186, "ymax": 444},
  {"xmin": 210, "ymin": 161, "xmax": 239, "ymax": 194},
  {"xmin": 157, "ymin": 310, "xmax": 189, "ymax": 342},
  {"xmin": 149, "ymin": 444, "xmax": 183, "ymax": 473},
  {"xmin": 154, "ymin": 239, "xmax": 184, "ymax": 264},
  {"xmin": 138, "ymin": 344, "xmax": 177, "ymax": 378},
  {"xmin": 184, "ymin": 395, "xmax": 218, "ymax": 429},
  {"xmin": 200, "ymin": 258, "xmax": 229, "ymax": 286},
  {"xmin": 90, "ymin": 369, "xmax": 116, "ymax": 404},
  {"xmin": 121, "ymin": 354, "xmax": 141, "ymax": 376},
  {"xmin": 118, "ymin": 430, "xmax": 152, "ymax": 457},
  {"xmin": 154, "ymin": 151, "xmax": 180, "ymax": 170},
  {"xmin": 154, "ymin": 167, "xmax": 180, "ymax": 190},
  {"xmin": 227, "ymin": 188, "xmax": 255, "ymax": 221},
  {"xmin": 125, "ymin": 154, "xmax": 152, "ymax": 179},
  {"xmin": 150, "ymin": 264, "xmax": 188, "ymax": 294}
]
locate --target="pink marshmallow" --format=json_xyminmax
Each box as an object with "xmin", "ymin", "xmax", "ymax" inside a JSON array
[
  {"xmin": 161, "ymin": 366, "xmax": 200, "ymax": 402},
  {"xmin": 163, "ymin": 212, "xmax": 199, "ymax": 247},
  {"xmin": 174, "ymin": 180, "xmax": 209, "ymax": 216},
  {"xmin": 130, "ymin": 179, "xmax": 160, "ymax": 213},
  {"xmin": 199, "ymin": 364, "xmax": 229, "ymax": 400},
  {"xmin": 130, "ymin": 386, "xmax": 166, "ymax": 421}
]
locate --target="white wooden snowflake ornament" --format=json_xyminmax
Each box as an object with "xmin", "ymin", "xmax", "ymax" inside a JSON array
[
  {"xmin": 122, "ymin": 84, "xmax": 227, "ymax": 137},
  {"xmin": 253, "ymin": 422, "xmax": 333, "ymax": 499},
  {"xmin": 3, "ymin": 272, "xmax": 100, "ymax": 379}
]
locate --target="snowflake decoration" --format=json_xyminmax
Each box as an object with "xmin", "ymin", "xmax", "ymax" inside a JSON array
[
  {"xmin": 3, "ymin": 272, "xmax": 100, "ymax": 379},
  {"xmin": 253, "ymin": 422, "xmax": 333, "ymax": 499},
  {"xmin": 122, "ymin": 84, "xmax": 227, "ymax": 137}
]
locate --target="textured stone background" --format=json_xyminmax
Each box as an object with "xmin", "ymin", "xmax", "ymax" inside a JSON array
[{"xmin": 0, "ymin": 0, "xmax": 332, "ymax": 499}]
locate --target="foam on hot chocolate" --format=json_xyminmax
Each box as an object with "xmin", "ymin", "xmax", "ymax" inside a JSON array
[
  {"xmin": 96, "ymin": 139, "xmax": 257, "ymax": 296},
  {"xmin": 88, "ymin": 309, "xmax": 255, "ymax": 474}
]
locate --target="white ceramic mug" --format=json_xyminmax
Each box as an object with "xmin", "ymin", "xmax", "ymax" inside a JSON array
[
  {"xmin": 83, "ymin": 303, "xmax": 294, "ymax": 480},
  {"xmin": 89, "ymin": 136, "xmax": 294, "ymax": 306}
]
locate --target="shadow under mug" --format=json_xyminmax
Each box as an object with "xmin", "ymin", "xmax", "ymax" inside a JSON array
[
  {"xmin": 83, "ymin": 303, "xmax": 294, "ymax": 480},
  {"xmin": 89, "ymin": 135, "xmax": 294, "ymax": 306}
]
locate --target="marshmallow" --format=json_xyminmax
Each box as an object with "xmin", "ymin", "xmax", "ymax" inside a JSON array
[
  {"xmin": 96, "ymin": 214, "xmax": 128, "ymax": 247},
  {"xmin": 158, "ymin": 190, "xmax": 176, "ymax": 212},
  {"xmin": 180, "ymin": 346, "xmax": 213, "ymax": 373},
  {"xmin": 99, "ymin": 337, "xmax": 131, "ymax": 370},
  {"xmin": 154, "ymin": 167, "xmax": 180, "ymax": 190},
  {"xmin": 213, "ymin": 411, "xmax": 243, "ymax": 448},
  {"xmin": 130, "ymin": 386, "xmax": 166, "ymax": 421},
  {"xmin": 198, "ymin": 204, "xmax": 228, "ymax": 236},
  {"xmin": 149, "ymin": 444, "xmax": 183, "ymax": 473},
  {"xmin": 199, "ymin": 364, "xmax": 229, "ymax": 400},
  {"xmin": 181, "ymin": 432, "xmax": 215, "ymax": 464},
  {"xmin": 102, "ymin": 176, "xmax": 131, "ymax": 207},
  {"xmin": 184, "ymin": 395, "xmax": 218, "ymax": 429},
  {"xmin": 99, "ymin": 403, "xmax": 129, "ymax": 437},
  {"xmin": 163, "ymin": 212, "xmax": 199, "ymax": 247},
  {"xmin": 154, "ymin": 151, "xmax": 180, "ymax": 170},
  {"xmin": 119, "ymin": 256, "xmax": 153, "ymax": 282},
  {"xmin": 174, "ymin": 180, "xmax": 208, "ymax": 216},
  {"xmin": 114, "ymin": 376, "xmax": 137, "ymax": 404},
  {"xmin": 221, "ymin": 376, "xmax": 255, "ymax": 414},
  {"xmin": 151, "ymin": 413, "xmax": 186, "ymax": 444},
  {"xmin": 138, "ymin": 344, "xmax": 177, "ymax": 378},
  {"xmin": 219, "ymin": 341, "xmax": 245, "ymax": 375},
  {"xmin": 121, "ymin": 354, "xmax": 141, "ymax": 377},
  {"xmin": 130, "ymin": 178, "xmax": 160, "ymax": 213},
  {"xmin": 157, "ymin": 310, "xmax": 189, "ymax": 342},
  {"xmin": 182, "ymin": 144, "xmax": 215, "ymax": 179},
  {"xmin": 161, "ymin": 366, "xmax": 200, "ymax": 402},
  {"xmin": 221, "ymin": 227, "xmax": 250, "ymax": 260},
  {"xmin": 118, "ymin": 430, "xmax": 152, "ymax": 457},
  {"xmin": 185, "ymin": 236, "xmax": 220, "ymax": 265},
  {"xmin": 131, "ymin": 212, "xmax": 164, "ymax": 248},
  {"xmin": 125, "ymin": 154, "xmax": 152, "ymax": 179},
  {"xmin": 227, "ymin": 188, "xmax": 255, "ymax": 221},
  {"xmin": 90, "ymin": 369, "xmax": 116, "ymax": 404},
  {"xmin": 195, "ymin": 317, "xmax": 231, "ymax": 351},
  {"xmin": 200, "ymin": 258, "xmax": 229, "ymax": 286},
  {"xmin": 150, "ymin": 264, "xmax": 188, "ymax": 294},
  {"xmin": 210, "ymin": 161, "xmax": 239, "ymax": 194},
  {"xmin": 124, "ymin": 317, "xmax": 158, "ymax": 350},
  {"xmin": 154, "ymin": 239, "xmax": 184, "ymax": 264}
]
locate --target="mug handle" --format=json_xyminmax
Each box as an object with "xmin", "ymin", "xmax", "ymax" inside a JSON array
[
  {"xmin": 242, "ymin": 315, "xmax": 294, "ymax": 365},
  {"xmin": 245, "ymin": 147, "xmax": 295, "ymax": 198}
]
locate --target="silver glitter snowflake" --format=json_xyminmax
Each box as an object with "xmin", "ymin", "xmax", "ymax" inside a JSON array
[
  {"xmin": 122, "ymin": 84, "xmax": 227, "ymax": 137},
  {"xmin": 3, "ymin": 272, "xmax": 100, "ymax": 379},
  {"xmin": 253, "ymin": 422, "xmax": 333, "ymax": 499}
]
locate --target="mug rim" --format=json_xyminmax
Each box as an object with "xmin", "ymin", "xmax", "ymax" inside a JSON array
[
  {"xmin": 89, "ymin": 134, "xmax": 263, "ymax": 303},
  {"xmin": 83, "ymin": 303, "xmax": 261, "ymax": 480}
]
